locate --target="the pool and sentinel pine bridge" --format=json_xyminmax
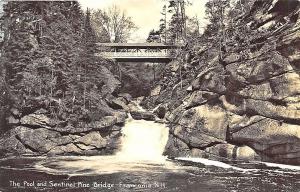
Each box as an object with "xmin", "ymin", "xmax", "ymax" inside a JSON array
[{"xmin": 96, "ymin": 43, "xmax": 183, "ymax": 63}]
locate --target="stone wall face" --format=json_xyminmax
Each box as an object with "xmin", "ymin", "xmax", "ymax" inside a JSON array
[
  {"xmin": 0, "ymin": 109, "xmax": 127, "ymax": 156},
  {"xmin": 146, "ymin": 0, "xmax": 300, "ymax": 165}
]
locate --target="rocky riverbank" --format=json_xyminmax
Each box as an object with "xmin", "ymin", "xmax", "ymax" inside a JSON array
[
  {"xmin": 0, "ymin": 64, "xmax": 133, "ymax": 156},
  {"xmin": 143, "ymin": 0, "xmax": 300, "ymax": 165}
]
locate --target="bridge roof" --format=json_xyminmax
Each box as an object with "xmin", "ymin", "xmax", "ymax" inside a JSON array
[{"xmin": 96, "ymin": 43, "xmax": 183, "ymax": 49}]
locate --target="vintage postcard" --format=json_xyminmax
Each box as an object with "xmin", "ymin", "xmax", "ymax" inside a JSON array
[{"xmin": 0, "ymin": 0, "xmax": 299, "ymax": 191}]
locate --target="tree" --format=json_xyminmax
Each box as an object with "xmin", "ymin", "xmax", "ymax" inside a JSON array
[
  {"xmin": 204, "ymin": 0, "xmax": 230, "ymax": 58},
  {"xmin": 91, "ymin": 5, "xmax": 137, "ymax": 43},
  {"xmin": 1, "ymin": 1, "xmax": 85, "ymax": 121},
  {"xmin": 159, "ymin": 5, "xmax": 168, "ymax": 43},
  {"xmin": 167, "ymin": 0, "xmax": 189, "ymax": 43},
  {"xmin": 146, "ymin": 29, "xmax": 161, "ymax": 43}
]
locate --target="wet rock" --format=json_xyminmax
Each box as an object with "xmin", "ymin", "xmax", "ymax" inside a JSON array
[
  {"xmin": 163, "ymin": 134, "xmax": 190, "ymax": 157},
  {"xmin": 114, "ymin": 112, "xmax": 127, "ymax": 124},
  {"xmin": 236, "ymin": 146, "xmax": 260, "ymax": 161},
  {"xmin": 189, "ymin": 144, "xmax": 260, "ymax": 161},
  {"xmin": 231, "ymin": 118, "xmax": 300, "ymax": 164},
  {"xmin": 48, "ymin": 143, "xmax": 82, "ymax": 155},
  {"xmin": 153, "ymin": 104, "xmax": 167, "ymax": 119},
  {"xmin": 109, "ymin": 98, "xmax": 129, "ymax": 110},
  {"xmin": 0, "ymin": 129, "xmax": 31, "ymax": 154},
  {"xmin": 14, "ymin": 126, "xmax": 60, "ymax": 153},
  {"xmin": 171, "ymin": 125, "xmax": 225, "ymax": 149},
  {"xmin": 130, "ymin": 111, "xmax": 156, "ymax": 121},
  {"xmin": 75, "ymin": 132, "xmax": 107, "ymax": 149}
]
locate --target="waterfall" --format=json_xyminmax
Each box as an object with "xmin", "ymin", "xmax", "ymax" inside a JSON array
[{"xmin": 116, "ymin": 116, "xmax": 169, "ymax": 162}]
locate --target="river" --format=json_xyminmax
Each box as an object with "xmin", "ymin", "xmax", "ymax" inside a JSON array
[{"xmin": 0, "ymin": 118, "xmax": 299, "ymax": 192}]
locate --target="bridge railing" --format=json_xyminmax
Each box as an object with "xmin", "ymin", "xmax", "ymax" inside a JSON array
[{"xmin": 99, "ymin": 51, "xmax": 176, "ymax": 59}]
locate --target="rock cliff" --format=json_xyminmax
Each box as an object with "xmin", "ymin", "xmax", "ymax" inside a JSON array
[{"xmin": 143, "ymin": 0, "xmax": 300, "ymax": 165}]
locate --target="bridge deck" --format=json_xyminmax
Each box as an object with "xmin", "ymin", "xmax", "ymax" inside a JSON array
[
  {"xmin": 96, "ymin": 43, "xmax": 181, "ymax": 62},
  {"xmin": 96, "ymin": 52, "xmax": 174, "ymax": 62},
  {"xmin": 96, "ymin": 43, "xmax": 182, "ymax": 49}
]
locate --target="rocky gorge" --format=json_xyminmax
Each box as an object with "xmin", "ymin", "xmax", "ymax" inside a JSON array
[{"xmin": 0, "ymin": 0, "xmax": 299, "ymax": 167}]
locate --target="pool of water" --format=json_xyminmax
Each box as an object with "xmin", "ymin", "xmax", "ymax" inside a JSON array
[{"xmin": 0, "ymin": 156, "xmax": 299, "ymax": 192}]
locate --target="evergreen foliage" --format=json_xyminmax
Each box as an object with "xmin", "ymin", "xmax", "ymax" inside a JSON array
[{"xmin": 0, "ymin": 1, "xmax": 115, "ymax": 130}]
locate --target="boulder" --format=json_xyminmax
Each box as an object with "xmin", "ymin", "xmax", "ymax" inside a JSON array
[
  {"xmin": 219, "ymin": 95, "xmax": 245, "ymax": 115},
  {"xmin": 48, "ymin": 143, "xmax": 82, "ymax": 155},
  {"xmin": 268, "ymin": 72, "xmax": 300, "ymax": 99},
  {"xmin": 191, "ymin": 62, "xmax": 226, "ymax": 93},
  {"xmin": 0, "ymin": 129, "xmax": 30, "ymax": 154},
  {"xmin": 231, "ymin": 118, "xmax": 300, "ymax": 164},
  {"xmin": 14, "ymin": 126, "xmax": 60, "ymax": 153},
  {"xmin": 99, "ymin": 66, "xmax": 121, "ymax": 94},
  {"xmin": 20, "ymin": 114, "xmax": 50, "ymax": 128},
  {"xmin": 153, "ymin": 104, "xmax": 167, "ymax": 119},
  {"xmin": 205, "ymin": 144, "xmax": 260, "ymax": 161},
  {"xmin": 130, "ymin": 111, "xmax": 156, "ymax": 121},
  {"xmin": 183, "ymin": 91, "xmax": 219, "ymax": 109},
  {"xmin": 236, "ymin": 146, "xmax": 260, "ymax": 161},
  {"xmin": 109, "ymin": 98, "xmax": 129, "ymax": 110},
  {"xmin": 49, "ymin": 112, "xmax": 126, "ymax": 134},
  {"xmin": 163, "ymin": 134, "xmax": 190, "ymax": 157},
  {"xmin": 0, "ymin": 126, "xmax": 84, "ymax": 155},
  {"xmin": 245, "ymin": 99, "xmax": 300, "ymax": 123},
  {"xmin": 226, "ymin": 52, "xmax": 292, "ymax": 85},
  {"xmin": 75, "ymin": 131, "xmax": 107, "ymax": 149},
  {"xmin": 176, "ymin": 105, "xmax": 228, "ymax": 141},
  {"xmin": 188, "ymin": 144, "xmax": 260, "ymax": 162},
  {"xmin": 238, "ymin": 82, "xmax": 273, "ymax": 100},
  {"xmin": 171, "ymin": 125, "xmax": 225, "ymax": 149}
]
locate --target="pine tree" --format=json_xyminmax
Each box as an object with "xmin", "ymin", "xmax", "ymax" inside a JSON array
[{"xmin": 147, "ymin": 29, "xmax": 161, "ymax": 43}]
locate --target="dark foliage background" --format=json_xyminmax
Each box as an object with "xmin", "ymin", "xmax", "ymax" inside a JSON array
[{"xmin": 0, "ymin": 1, "xmax": 121, "ymax": 132}]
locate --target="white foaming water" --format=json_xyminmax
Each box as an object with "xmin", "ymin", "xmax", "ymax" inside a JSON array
[
  {"xmin": 260, "ymin": 161, "xmax": 300, "ymax": 171},
  {"xmin": 116, "ymin": 117, "xmax": 169, "ymax": 162},
  {"xmin": 176, "ymin": 157, "xmax": 245, "ymax": 171},
  {"xmin": 32, "ymin": 118, "xmax": 176, "ymax": 176}
]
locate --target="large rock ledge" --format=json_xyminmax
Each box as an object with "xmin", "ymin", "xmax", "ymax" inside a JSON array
[
  {"xmin": 147, "ymin": 0, "xmax": 300, "ymax": 165},
  {"xmin": 0, "ymin": 112, "xmax": 127, "ymax": 156}
]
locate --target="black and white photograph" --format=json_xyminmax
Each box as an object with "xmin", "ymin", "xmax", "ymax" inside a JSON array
[{"xmin": 0, "ymin": 0, "xmax": 299, "ymax": 191}]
